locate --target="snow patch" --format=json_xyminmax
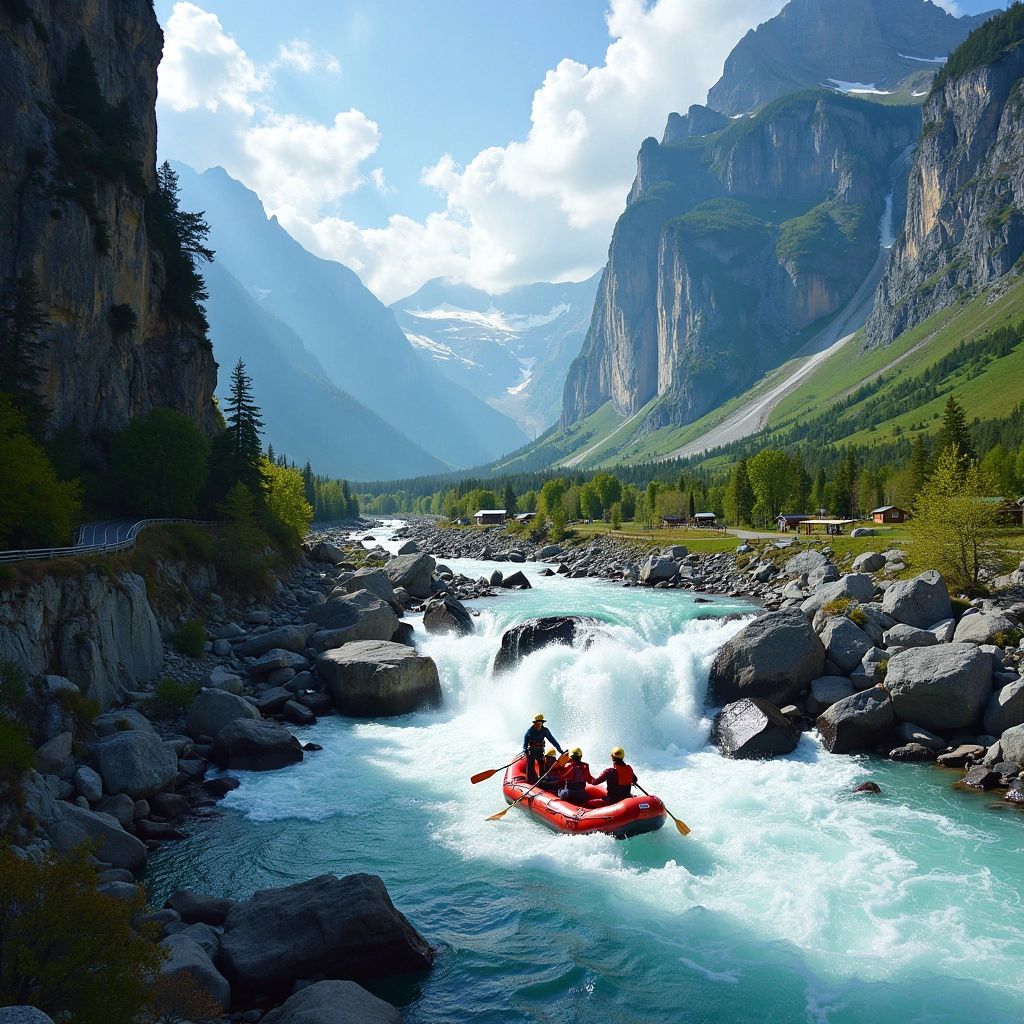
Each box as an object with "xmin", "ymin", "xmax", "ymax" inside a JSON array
[
  {"xmin": 404, "ymin": 332, "xmax": 480, "ymax": 368},
  {"xmin": 405, "ymin": 303, "xmax": 570, "ymax": 335},
  {"xmin": 827, "ymin": 79, "xmax": 893, "ymax": 96},
  {"xmin": 898, "ymin": 54, "xmax": 947, "ymax": 65}
]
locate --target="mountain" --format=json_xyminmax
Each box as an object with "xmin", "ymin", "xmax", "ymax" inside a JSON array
[
  {"xmin": 0, "ymin": 0, "xmax": 217, "ymax": 441},
  {"xmin": 707, "ymin": 0, "xmax": 998, "ymax": 115},
  {"xmin": 391, "ymin": 274, "xmax": 601, "ymax": 438},
  {"xmin": 173, "ymin": 165, "xmax": 527, "ymax": 469},
  {"xmin": 203, "ymin": 260, "xmax": 445, "ymax": 478},
  {"xmin": 866, "ymin": 4, "xmax": 1024, "ymax": 347},
  {"xmin": 560, "ymin": 91, "xmax": 920, "ymax": 433}
]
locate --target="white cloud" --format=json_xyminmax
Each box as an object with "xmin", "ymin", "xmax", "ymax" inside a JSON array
[
  {"xmin": 158, "ymin": 0, "xmax": 789, "ymax": 302},
  {"xmin": 275, "ymin": 40, "xmax": 341, "ymax": 75}
]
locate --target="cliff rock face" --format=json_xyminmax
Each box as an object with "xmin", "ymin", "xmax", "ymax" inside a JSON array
[
  {"xmin": 0, "ymin": 1, "xmax": 217, "ymax": 439},
  {"xmin": 866, "ymin": 44, "xmax": 1024, "ymax": 347},
  {"xmin": 561, "ymin": 94, "xmax": 919, "ymax": 429},
  {"xmin": 707, "ymin": 0, "xmax": 996, "ymax": 116}
]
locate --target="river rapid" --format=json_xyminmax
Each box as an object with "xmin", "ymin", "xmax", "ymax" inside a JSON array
[{"xmin": 147, "ymin": 521, "xmax": 1024, "ymax": 1023}]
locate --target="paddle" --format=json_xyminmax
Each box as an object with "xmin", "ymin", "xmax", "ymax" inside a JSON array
[
  {"xmin": 471, "ymin": 753, "xmax": 525, "ymax": 785},
  {"xmin": 637, "ymin": 784, "xmax": 691, "ymax": 837},
  {"xmin": 486, "ymin": 752, "xmax": 570, "ymax": 821}
]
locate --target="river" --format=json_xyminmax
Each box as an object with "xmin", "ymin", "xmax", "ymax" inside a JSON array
[{"xmin": 146, "ymin": 521, "xmax": 1024, "ymax": 1023}]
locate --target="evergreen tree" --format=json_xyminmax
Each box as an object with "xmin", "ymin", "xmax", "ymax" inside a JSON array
[
  {"xmin": 688, "ymin": 490, "xmax": 696, "ymax": 518},
  {"xmin": 724, "ymin": 458, "xmax": 755, "ymax": 526},
  {"xmin": 302, "ymin": 461, "xmax": 316, "ymax": 508},
  {"xmin": 936, "ymin": 395, "xmax": 975, "ymax": 463},
  {"xmin": 788, "ymin": 447, "xmax": 812, "ymax": 512},
  {"xmin": 503, "ymin": 481, "xmax": 518, "ymax": 516},
  {"xmin": 832, "ymin": 448, "xmax": 857, "ymax": 516},
  {"xmin": 0, "ymin": 272, "xmax": 49, "ymax": 431},
  {"xmin": 810, "ymin": 467, "xmax": 828, "ymax": 514},
  {"xmin": 910, "ymin": 435, "xmax": 930, "ymax": 494},
  {"xmin": 223, "ymin": 359, "xmax": 265, "ymax": 496}
]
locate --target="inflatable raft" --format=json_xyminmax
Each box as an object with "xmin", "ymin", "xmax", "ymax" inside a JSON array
[{"xmin": 501, "ymin": 756, "xmax": 666, "ymax": 839}]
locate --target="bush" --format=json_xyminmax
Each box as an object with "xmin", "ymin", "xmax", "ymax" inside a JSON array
[
  {"xmin": 0, "ymin": 660, "xmax": 28, "ymax": 716},
  {"xmin": 262, "ymin": 456, "xmax": 312, "ymax": 548},
  {"xmin": 0, "ymin": 845, "xmax": 166, "ymax": 1023},
  {"xmin": 170, "ymin": 619, "xmax": 206, "ymax": 658},
  {"xmin": 143, "ymin": 678, "xmax": 198, "ymax": 720},
  {"xmin": 0, "ymin": 720, "xmax": 35, "ymax": 781},
  {"xmin": 216, "ymin": 482, "xmax": 274, "ymax": 590},
  {"xmin": 57, "ymin": 688, "xmax": 100, "ymax": 738},
  {"xmin": 108, "ymin": 303, "xmax": 138, "ymax": 335}
]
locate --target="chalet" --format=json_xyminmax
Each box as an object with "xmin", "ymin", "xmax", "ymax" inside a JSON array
[
  {"xmin": 777, "ymin": 514, "xmax": 811, "ymax": 531},
  {"xmin": 474, "ymin": 509, "xmax": 507, "ymax": 526},
  {"xmin": 871, "ymin": 506, "xmax": 909, "ymax": 525},
  {"xmin": 661, "ymin": 515, "xmax": 688, "ymax": 528},
  {"xmin": 989, "ymin": 498, "xmax": 1024, "ymax": 527},
  {"xmin": 694, "ymin": 512, "xmax": 717, "ymax": 527},
  {"xmin": 515, "ymin": 512, "xmax": 536, "ymax": 523}
]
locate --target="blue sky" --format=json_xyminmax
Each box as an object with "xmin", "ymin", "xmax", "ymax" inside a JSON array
[{"xmin": 153, "ymin": 0, "xmax": 1008, "ymax": 302}]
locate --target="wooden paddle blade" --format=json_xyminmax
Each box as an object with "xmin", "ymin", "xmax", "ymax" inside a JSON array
[
  {"xmin": 671, "ymin": 815, "xmax": 691, "ymax": 837},
  {"xmin": 470, "ymin": 768, "xmax": 498, "ymax": 785},
  {"xmin": 555, "ymin": 751, "xmax": 570, "ymax": 766},
  {"xmin": 485, "ymin": 807, "xmax": 510, "ymax": 821}
]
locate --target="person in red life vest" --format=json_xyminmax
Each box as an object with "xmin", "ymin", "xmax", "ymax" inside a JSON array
[
  {"xmin": 523, "ymin": 713, "xmax": 563, "ymax": 783},
  {"xmin": 594, "ymin": 747, "xmax": 638, "ymax": 804},
  {"xmin": 557, "ymin": 747, "xmax": 594, "ymax": 805},
  {"xmin": 539, "ymin": 747, "xmax": 567, "ymax": 792}
]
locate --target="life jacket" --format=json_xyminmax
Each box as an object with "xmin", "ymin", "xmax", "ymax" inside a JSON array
[
  {"xmin": 525, "ymin": 726, "xmax": 547, "ymax": 751},
  {"xmin": 563, "ymin": 760, "xmax": 590, "ymax": 789},
  {"xmin": 605, "ymin": 762, "xmax": 634, "ymax": 801}
]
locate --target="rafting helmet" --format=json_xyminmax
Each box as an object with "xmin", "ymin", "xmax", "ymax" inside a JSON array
[
  {"xmin": 611, "ymin": 747, "xmax": 625, "ymax": 760},
  {"xmin": 570, "ymin": 747, "xmax": 583, "ymax": 759},
  {"xmin": 533, "ymin": 713, "xmax": 546, "ymax": 723},
  {"xmin": 545, "ymin": 747, "xmax": 557, "ymax": 757}
]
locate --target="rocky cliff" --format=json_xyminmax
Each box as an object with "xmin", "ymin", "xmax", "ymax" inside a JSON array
[
  {"xmin": 0, "ymin": 0, "xmax": 217, "ymax": 441},
  {"xmin": 707, "ymin": 0, "xmax": 996, "ymax": 115},
  {"xmin": 866, "ymin": 14, "xmax": 1024, "ymax": 347},
  {"xmin": 561, "ymin": 93, "xmax": 919, "ymax": 430}
]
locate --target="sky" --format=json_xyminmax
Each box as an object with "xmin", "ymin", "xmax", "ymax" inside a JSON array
[{"xmin": 153, "ymin": 0, "xmax": 1006, "ymax": 304}]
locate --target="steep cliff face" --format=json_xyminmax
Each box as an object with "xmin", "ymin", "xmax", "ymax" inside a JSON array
[
  {"xmin": 0, "ymin": 1, "xmax": 217, "ymax": 439},
  {"xmin": 866, "ymin": 37, "xmax": 1024, "ymax": 347},
  {"xmin": 707, "ymin": 0, "xmax": 996, "ymax": 115},
  {"xmin": 562, "ymin": 93, "xmax": 919, "ymax": 429}
]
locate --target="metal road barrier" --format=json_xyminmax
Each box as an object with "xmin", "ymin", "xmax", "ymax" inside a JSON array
[{"xmin": 0, "ymin": 518, "xmax": 209, "ymax": 565}]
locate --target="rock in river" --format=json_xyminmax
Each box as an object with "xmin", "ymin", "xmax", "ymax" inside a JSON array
[
  {"xmin": 383, "ymin": 553, "xmax": 436, "ymax": 599},
  {"xmin": 492, "ymin": 616, "xmax": 605, "ymax": 674},
  {"xmin": 816, "ymin": 685, "xmax": 895, "ymax": 754},
  {"xmin": 307, "ymin": 590, "xmax": 399, "ymax": 651},
  {"xmin": 423, "ymin": 595, "xmax": 474, "ymax": 636},
  {"xmin": 262, "ymin": 981, "xmax": 401, "ymax": 1024},
  {"xmin": 712, "ymin": 698, "xmax": 800, "ymax": 759},
  {"xmin": 186, "ymin": 688, "xmax": 261, "ymax": 741},
  {"xmin": 318, "ymin": 640, "xmax": 441, "ymax": 717},
  {"xmin": 214, "ymin": 719, "xmax": 304, "ymax": 771},
  {"xmin": 884, "ymin": 643, "xmax": 992, "ymax": 732}
]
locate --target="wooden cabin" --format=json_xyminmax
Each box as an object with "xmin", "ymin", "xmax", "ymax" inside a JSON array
[
  {"xmin": 870, "ymin": 506, "xmax": 909, "ymax": 524},
  {"xmin": 474, "ymin": 509, "xmax": 507, "ymax": 526},
  {"xmin": 777, "ymin": 514, "xmax": 811, "ymax": 532}
]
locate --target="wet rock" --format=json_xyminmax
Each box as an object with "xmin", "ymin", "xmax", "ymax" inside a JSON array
[
  {"xmin": 936, "ymin": 744, "xmax": 986, "ymax": 768},
  {"xmin": 816, "ymin": 686, "xmax": 896, "ymax": 754},
  {"xmin": 166, "ymin": 889, "xmax": 236, "ymax": 926},
  {"xmin": 202, "ymin": 776, "xmax": 241, "ymax": 798},
  {"xmin": 853, "ymin": 782, "xmax": 881, "ymax": 794},
  {"xmin": 712, "ymin": 698, "xmax": 800, "ymax": 759},
  {"xmin": 214, "ymin": 720, "xmax": 304, "ymax": 771},
  {"xmin": 318, "ymin": 640, "xmax": 441, "ymax": 717},
  {"xmin": 896, "ymin": 722, "xmax": 946, "ymax": 752},
  {"xmin": 255, "ymin": 687, "xmax": 293, "ymax": 716},
  {"xmin": 282, "ymin": 700, "xmax": 316, "ymax": 726},
  {"xmin": 492, "ymin": 617, "xmax": 605, "ymax": 674},
  {"xmin": 261, "ymin": 980, "xmax": 401, "ymax": 1024},
  {"xmin": 186, "ymin": 689, "xmax": 261, "ymax": 741},
  {"xmin": 218, "ymin": 873, "xmax": 433, "ymax": 1001},
  {"xmin": 959, "ymin": 766, "xmax": 1002, "ymax": 790},
  {"xmin": 501, "ymin": 570, "xmax": 532, "ymax": 590},
  {"xmin": 889, "ymin": 742, "xmax": 936, "ymax": 762},
  {"xmin": 423, "ymin": 596, "xmax": 474, "ymax": 636}
]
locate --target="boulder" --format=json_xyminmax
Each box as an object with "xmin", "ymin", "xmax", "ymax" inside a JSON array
[
  {"xmin": 850, "ymin": 528, "xmax": 874, "ymax": 538},
  {"xmin": 930, "ymin": 618, "xmax": 957, "ymax": 643},
  {"xmin": 984, "ymin": 678, "xmax": 1024, "ymax": 737},
  {"xmin": 187, "ymin": 688, "xmax": 261, "ymax": 741},
  {"xmin": 953, "ymin": 611, "xmax": 1017, "ymax": 645},
  {"xmin": 816, "ymin": 686, "xmax": 896, "ymax": 754},
  {"xmin": 492, "ymin": 617, "xmax": 605, "ymax": 674},
  {"xmin": 784, "ymin": 549, "xmax": 831, "ymax": 577},
  {"xmin": 159, "ymin": 934, "xmax": 230, "ymax": 1010},
  {"xmin": 936, "ymin": 744, "xmax": 986, "ymax": 768},
  {"xmin": 383, "ymin": 553, "xmax": 436, "ymax": 599},
  {"xmin": 397, "ymin": 540, "xmax": 419, "ymax": 555},
  {"xmin": 805, "ymin": 676, "xmax": 856, "ymax": 717},
  {"xmin": 0, "ymin": 1010, "xmax": 56, "ymax": 1024},
  {"xmin": 852, "ymin": 552, "xmax": 885, "ymax": 573},
  {"xmin": 237, "ymin": 624, "xmax": 316, "ymax": 659},
  {"xmin": 889, "ymin": 743, "xmax": 936, "ymax": 762},
  {"xmin": 262, "ymin": 981, "xmax": 401, "ymax": 1024},
  {"xmin": 850, "ymin": 647, "xmax": 889, "ymax": 691},
  {"xmin": 807, "ymin": 562, "xmax": 839, "ymax": 587},
  {"xmin": 218, "ymin": 873, "xmax": 433, "ymax": 1001},
  {"xmin": 800, "ymin": 575, "xmax": 876, "ymax": 618},
  {"xmin": 35, "ymin": 732, "xmax": 72, "ymax": 774},
  {"xmin": 256, "ymin": 687, "xmax": 293, "ymax": 716},
  {"xmin": 165, "ymin": 889, "xmax": 236, "ymax": 926},
  {"xmin": 819, "ymin": 617, "xmax": 873, "ymax": 674},
  {"xmin": 640, "ymin": 556, "xmax": 677, "ymax": 585},
  {"xmin": 337, "ymin": 569, "xmax": 399, "ymax": 607},
  {"xmin": 897, "ymin": 722, "xmax": 946, "ymax": 752},
  {"xmin": 960, "ymin": 766, "xmax": 1002, "ymax": 789},
  {"xmin": 318, "ymin": 641, "xmax": 441, "ymax": 717},
  {"xmin": 311, "ymin": 542, "xmax": 346, "ymax": 564},
  {"xmin": 93, "ymin": 708, "xmax": 157, "ymax": 737},
  {"xmin": 881, "ymin": 570, "xmax": 952, "ymax": 629},
  {"xmin": 214, "ymin": 720, "xmax": 304, "ymax": 771},
  {"xmin": 94, "ymin": 730, "xmax": 178, "ymax": 799},
  {"xmin": 282, "ymin": 699, "xmax": 316, "ymax": 726},
  {"xmin": 707, "ymin": 611, "xmax": 825, "ymax": 707},
  {"xmin": 711, "ymin": 699, "xmax": 800, "ymax": 759},
  {"xmin": 501, "ymin": 570, "xmax": 532, "ymax": 590},
  {"xmin": 885, "ymin": 644, "xmax": 992, "ymax": 731},
  {"xmin": 1000, "ymin": 723, "xmax": 1024, "ymax": 765},
  {"xmin": 74, "ymin": 765, "xmax": 103, "ymax": 802},
  {"xmin": 423, "ymin": 596, "xmax": 474, "ymax": 636},
  {"xmin": 307, "ymin": 591, "xmax": 399, "ymax": 651},
  {"xmin": 537, "ymin": 545, "xmax": 561, "ymax": 559},
  {"xmin": 49, "ymin": 803, "xmax": 147, "ymax": 873},
  {"xmin": 882, "ymin": 623, "xmax": 938, "ymax": 648}
]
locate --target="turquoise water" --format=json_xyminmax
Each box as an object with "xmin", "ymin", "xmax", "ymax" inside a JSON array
[{"xmin": 147, "ymin": 525, "xmax": 1024, "ymax": 1023}]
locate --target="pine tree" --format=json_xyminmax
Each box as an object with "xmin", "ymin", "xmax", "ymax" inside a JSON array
[
  {"xmin": 832, "ymin": 448, "xmax": 857, "ymax": 517},
  {"xmin": 224, "ymin": 359, "xmax": 264, "ymax": 496},
  {"xmin": 503, "ymin": 482, "xmax": 518, "ymax": 516},
  {"xmin": 810, "ymin": 467, "xmax": 828, "ymax": 514},
  {"xmin": 0, "ymin": 272, "xmax": 50, "ymax": 431},
  {"xmin": 789, "ymin": 447, "xmax": 812, "ymax": 512},
  {"xmin": 910, "ymin": 435, "xmax": 930, "ymax": 494},
  {"xmin": 723, "ymin": 458, "xmax": 755, "ymax": 526},
  {"xmin": 688, "ymin": 490, "xmax": 696, "ymax": 518},
  {"xmin": 936, "ymin": 395, "xmax": 975, "ymax": 463}
]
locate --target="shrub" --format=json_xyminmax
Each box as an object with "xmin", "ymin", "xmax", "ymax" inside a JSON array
[
  {"xmin": 848, "ymin": 606, "xmax": 868, "ymax": 629},
  {"xmin": 0, "ymin": 844, "xmax": 166, "ymax": 1023},
  {"xmin": 262, "ymin": 456, "xmax": 313, "ymax": 548},
  {"xmin": 170, "ymin": 619, "xmax": 206, "ymax": 658},
  {"xmin": 875, "ymin": 659, "xmax": 889, "ymax": 682},
  {"xmin": 0, "ymin": 720, "xmax": 35, "ymax": 781},
  {"xmin": 108, "ymin": 303, "xmax": 138, "ymax": 335},
  {"xmin": 821, "ymin": 597, "xmax": 855, "ymax": 618},
  {"xmin": 56, "ymin": 688, "xmax": 100, "ymax": 738},
  {"xmin": 992, "ymin": 629, "xmax": 1023, "ymax": 649},
  {"xmin": 143, "ymin": 678, "xmax": 198, "ymax": 720},
  {"xmin": 0, "ymin": 660, "xmax": 28, "ymax": 716}
]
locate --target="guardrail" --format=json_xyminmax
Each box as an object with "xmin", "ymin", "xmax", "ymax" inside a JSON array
[{"xmin": 0, "ymin": 519, "xmax": 209, "ymax": 565}]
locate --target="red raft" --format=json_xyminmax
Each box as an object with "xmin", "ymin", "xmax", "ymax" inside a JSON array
[{"xmin": 501, "ymin": 756, "xmax": 666, "ymax": 839}]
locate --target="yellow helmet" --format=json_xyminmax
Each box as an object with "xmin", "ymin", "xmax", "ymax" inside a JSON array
[
  {"xmin": 533, "ymin": 713, "xmax": 546, "ymax": 723},
  {"xmin": 570, "ymin": 747, "xmax": 583, "ymax": 759},
  {"xmin": 611, "ymin": 747, "xmax": 625, "ymax": 760},
  {"xmin": 545, "ymin": 747, "xmax": 557, "ymax": 757}
]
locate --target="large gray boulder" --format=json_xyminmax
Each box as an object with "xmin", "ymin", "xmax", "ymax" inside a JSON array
[
  {"xmin": 187, "ymin": 688, "xmax": 261, "ymax": 740},
  {"xmin": 160, "ymin": 934, "xmax": 231, "ymax": 1011},
  {"xmin": 492, "ymin": 617, "xmax": 606, "ymax": 674},
  {"xmin": 93, "ymin": 730, "xmax": 178, "ymax": 799},
  {"xmin": 712, "ymin": 698, "xmax": 800, "ymax": 759},
  {"xmin": 885, "ymin": 643, "xmax": 992, "ymax": 731},
  {"xmin": 953, "ymin": 611, "xmax": 1017, "ymax": 645},
  {"xmin": 308, "ymin": 591, "xmax": 399, "ymax": 652},
  {"xmin": 337, "ymin": 569, "xmax": 399, "ymax": 607},
  {"xmin": 311, "ymin": 541, "xmax": 346, "ymax": 564},
  {"xmin": 707, "ymin": 611, "xmax": 825, "ymax": 707},
  {"xmin": 423, "ymin": 596, "xmax": 474, "ymax": 636},
  {"xmin": 852, "ymin": 552, "xmax": 885, "ymax": 573},
  {"xmin": 318, "ymin": 641, "xmax": 441, "ymax": 717},
  {"xmin": 165, "ymin": 889, "xmax": 236, "ymax": 926},
  {"xmin": 214, "ymin": 719, "xmax": 304, "ymax": 771},
  {"xmin": 93, "ymin": 707, "xmax": 157, "ymax": 737},
  {"xmin": 881, "ymin": 570, "xmax": 952, "ymax": 629},
  {"xmin": 1001, "ymin": 723, "xmax": 1024, "ymax": 765},
  {"xmin": 819, "ymin": 617, "xmax": 873, "ymax": 674},
  {"xmin": 640, "ymin": 556, "xmax": 677, "ymax": 585},
  {"xmin": 882, "ymin": 623, "xmax": 939, "ymax": 648},
  {"xmin": 0, "ymin": 1010, "xmax": 56, "ymax": 1024},
  {"xmin": 218, "ymin": 873, "xmax": 434, "ymax": 1001},
  {"xmin": 984, "ymin": 678, "xmax": 1024, "ymax": 736},
  {"xmin": 237, "ymin": 624, "xmax": 316, "ymax": 659},
  {"xmin": 48, "ymin": 803, "xmax": 147, "ymax": 872},
  {"xmin": 262, "ymin": 981, "xmax": 401, "ymax": 1024},
  {"xmin": 805, "ymin": 676, "xmax": 856, "ymax": 717},
  {"xmin": 817, "ymin": 686, "xmax": 896, "ymax": 754},
  {"xmin": 784, "ymin": 549, "xmax": 832, "ymax": 577},
  {"xmin": 800, "ymin": 575, "xmax": 876, "ymax": 619},
  {"xmin": 383, "ymin": 553, "xmax": 436, "ymax": 599}
]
